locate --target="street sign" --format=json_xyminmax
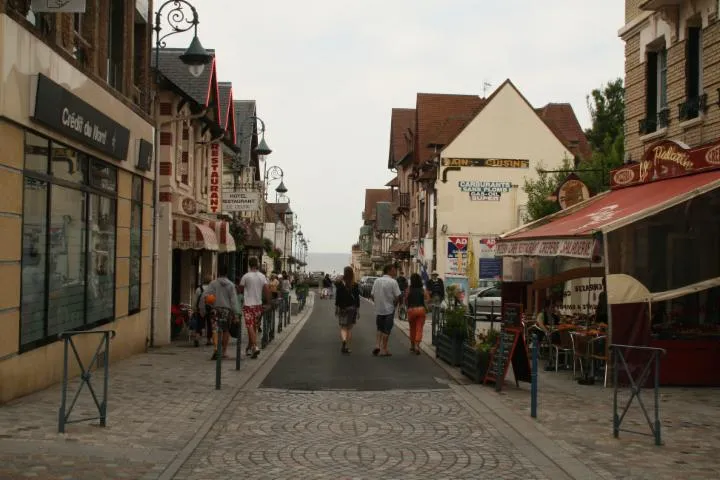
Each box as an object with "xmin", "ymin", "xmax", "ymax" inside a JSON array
[{"xmin": 222, "ymin": 191, "xmax": 260, "ymax": 212}]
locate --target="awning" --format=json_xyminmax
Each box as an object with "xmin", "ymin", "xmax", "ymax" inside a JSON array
[
  {"xmin": 172, "ymin": 219, "xmax": 219, "ymax": 250},
  {"xmin": 497, "ymin": 170, "xmax": 720, "ymax": 259},
  {"xmin": 607, "ymin": 274, "xmax": 720, "ymax": 305},
  {"xmin": 207, "ymin": 220, "xmax": 236, "ymax": 252}
]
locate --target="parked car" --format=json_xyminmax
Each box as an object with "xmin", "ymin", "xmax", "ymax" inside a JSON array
[
  {"xmin": 359, "ymin": 276, "xmax": 378, "ymax": 297},
  {"xmin": 467, "ymin": 286, "xmax": 502, "ymax": 320}
]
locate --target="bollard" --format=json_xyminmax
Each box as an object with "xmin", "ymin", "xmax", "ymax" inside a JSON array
[
  {"xmin": 235, "ymin": 317, "xmax": 242, "ymax": 371},
  {"xmin": 495, "ymin": 328, "xmax": 505, "ymax": 393},
  {"xmin": 215, "ymin": 321, "xmax": 222, "ymax": 390},
  {"xmin": 531, "ymin": 333, "xmax": 538, "ymax": 418}
]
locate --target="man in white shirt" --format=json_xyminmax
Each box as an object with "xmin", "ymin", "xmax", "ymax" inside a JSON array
[
  {"xmin": 371, "ymin": 264, "xmax": 401, "ymax": 357},
  {"xmin": 239, "ymin": 256, "xmax": 270, "ymax": 358}
]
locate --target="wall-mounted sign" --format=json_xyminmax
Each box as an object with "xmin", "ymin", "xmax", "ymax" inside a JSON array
[
  {"xmin": 442, "ymin": 158, "xmax": 529, "ymax": 168},
  {"xmin": 208, "ymin": 144, "xmax": 221, "ymax": 214},
  {"xmin": 556, "ymin": 174, "xmax": 590, "ymax": 210},
  {"xmin": 495, "ymin": 238, "xmax": 597, "ymax": 259},
  {"xmin": 31, "ymin": 0, "xmax": 86, "ymax": 12},
  {"xmin": 447, "ymin": 235, "xmax": 468, "ymax": 275},
  {"xmin": 610, "ymin": 138, "xmax": 720, "ymax": 189},
  {"xmin": 181, "ymin": 197, "xmax": 196, "ymax": 215},
  {"xmin": 31, "ymin": 74, "xmax": 130, "ymax": 160},
  {"xmin": 222, "ymin": 191, "xmax": 260, "ymax": 212},
  {"xmin": 136, "ymin": 139, "xmax": 153, "ymax": 172},
  {"xmin": 459, "ymin": 181, "xmax": 512, "ymax": 201}
]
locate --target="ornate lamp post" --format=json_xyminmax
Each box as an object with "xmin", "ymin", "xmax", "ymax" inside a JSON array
[{"xmin": 150, "ymin": 0, "xmax": 213, "ymax": 347}]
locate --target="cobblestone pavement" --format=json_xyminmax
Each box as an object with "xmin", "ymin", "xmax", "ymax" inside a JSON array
[
  {"xmin": 0, "ymin": 295, "xmax": 314, "ymax": 480},
  {"xmin": 391, "ymin": 303, "xmax": 720, "ymax": 480}
]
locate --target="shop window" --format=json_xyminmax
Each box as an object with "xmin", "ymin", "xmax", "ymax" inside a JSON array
[
  {"xmin": 129, "ymin": 176, "xmax": 143, "ymax": 314},
  {"xmin": 640, "ymin": 46, "xmax": 669, "ymax": 134},
  {"xmin": 680, "ymin": 26, "xmax": 705, "ymax": 121},
  {"xmin": 19, "ymin": 131, "xmax": 118, "ymax": 352}
]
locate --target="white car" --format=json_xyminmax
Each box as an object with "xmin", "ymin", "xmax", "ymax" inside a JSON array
[{"xmin": 467, "ymin": 286, "xmax": 502, "ymax": 320}]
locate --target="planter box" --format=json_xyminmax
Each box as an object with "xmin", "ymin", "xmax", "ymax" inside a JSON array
[
  {"xmin": 436, "ymin": 333, "xmax": 464, "ymax": 367},
  {"xmin": 461, "ymin": 343, "xmax": 491, "ymax": 383}
]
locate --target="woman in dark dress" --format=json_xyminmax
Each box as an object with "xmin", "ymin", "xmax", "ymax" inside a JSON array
[{"xmin": 335, "ymin": 266, "xmax": 360, "ymax": 354}]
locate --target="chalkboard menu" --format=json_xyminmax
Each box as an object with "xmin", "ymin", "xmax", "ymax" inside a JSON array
[
  {"xmin": 483, "ymin": 326, "xmax": 531, "ymax": 391},
  {"xmin": 502, "ymin": 303, "xmax": 523, "ymax": 328}
]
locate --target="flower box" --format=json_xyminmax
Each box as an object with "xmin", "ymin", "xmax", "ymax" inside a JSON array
[
  {"xmin": 436, "ymin": 332, "xmax": 464, "ymax": 367},
  {"xmin": 461, "ymin": 342, "xmax": 492, "ymax": 383}
]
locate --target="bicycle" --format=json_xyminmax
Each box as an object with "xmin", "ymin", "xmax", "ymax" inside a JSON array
[{"xmin": 397, "ymin": 296, "xmax": 408, "ymax": 321}]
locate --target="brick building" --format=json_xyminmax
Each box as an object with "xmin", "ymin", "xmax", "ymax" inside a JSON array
[
  {"xmin": 621, "ymin": 0, "xmax": 720, "ymax": 161},
  {"xmin": 0, "ymin": 0, "xmax": 155, "ymax": 402}
]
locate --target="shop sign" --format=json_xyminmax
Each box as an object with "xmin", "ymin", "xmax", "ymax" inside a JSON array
[
  {"xmin": 136, "ymin": 139, "xmax": 153, "ymax": 172},
  {"xmin": 222, "ymin": 191, "xmax": 260, "ymax": 212},
  {"xmin": 496, "ymin": 238, "xmax": 596, "ymax": 259},
  {"xmin": 478, "ymin": 237, "xmax": 497, "ymax": 258},
  {"xmin": 31, "ymin": 0, "xmax": 86, "ymax": 12},
  {"xmin": 181, "ymin": 198, "xmax": 196, "ymax": 215},
  {"xmin": 458, "ymin": 181, "xmax": 512, "ymax": 201},
  {"xmin": 209, "ymin": 144, "xmax": 221, "ymax": 214},
  {"xmin": 442, "ymin": 158, "xmax": 529, "ymax": 168},
  {"xmin": 31, "ymin": 74, "xmax": 130, "ymax": 160},
  {"xmin": 447, "ymin": 235, "xmax": 469, "ymax": 274},
  {"xmin": 557, "ymin": 174, "xmax": 591, "ymax": 210},
  {"xmin": 610, "ymin": 139, "xmax": 720, "ymax": 189}
]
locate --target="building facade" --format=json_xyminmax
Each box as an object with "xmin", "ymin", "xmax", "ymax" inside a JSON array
[
  {"xmin": 0, "ymin": 0, "xmax": 155, "ymax": 402},
  {"xmin": 621, "ymin": 0, "xmax": 720, "ymax": 160}
]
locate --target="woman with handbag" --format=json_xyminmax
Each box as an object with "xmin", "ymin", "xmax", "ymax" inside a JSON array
[
  {"xmin": 335, "ymin": 266, "xmax": 360, "ymax": 354},
  {"xmin": 407, "ymin": 273, "xmax": 430, "ymax": 355}
]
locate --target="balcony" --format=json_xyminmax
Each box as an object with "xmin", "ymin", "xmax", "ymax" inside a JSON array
[
  {"xmin": 678, "ymin": 94, "xmax": 707, "ymax": 122},
  {"xmin": 398, "ymin": 192, "xmax": 410, "ymax": 210},
  {"xmin": 638, "ymin": 108, "xmax": 670, "ymax": 135},
  {"xmin": 640, "ymin": 0, "xmax": 683, "ymax": 11}
]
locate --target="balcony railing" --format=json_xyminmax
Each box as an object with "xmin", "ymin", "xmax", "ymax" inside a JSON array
[
  {"xmin": 638, "ymin": 108, "xmax": 670, "ymax": 135},
  {"xmin": 678, "ymin": 94, "xmax": 707, "ymax": 121},
  {"xmin": 398, "ymin": 192, "xmax": 410, "ymax": 210}
]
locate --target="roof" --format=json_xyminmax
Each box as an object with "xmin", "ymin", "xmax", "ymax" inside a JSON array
[
  {"xmin": 218, "ymin": 82, "xmax": 232, "ymax": 129},
  {"xmin": 264, "ymin": 203, "xmax": 279, "ymax": 223},
  {"xmin": 415, "ymin": 93, "xmax": 486, "ymax": 165},
  {"xmin": 497, "ymin": 170, "xmax": 720, "ymax": 258},
  {"xmin": 385, "ymin": 176, "xmax": 399, "ymax": 187},
  {"xmin": 153, "ymin": 48, "xmax": 216, "ymax": 106},
  {"xmin": 363, "ymin": 189, "xmax": 393, "ymax": 222},
  {"xmin": 234, "ymin": 100, "xmax": 257, "ymax": 167},
  {"xmin": 388, "ymin": 108, "xmax": 415, "ymax": 168},
  {"xmin": 536, "ymin": 103, "xmax": 592, "ymax": 160}
]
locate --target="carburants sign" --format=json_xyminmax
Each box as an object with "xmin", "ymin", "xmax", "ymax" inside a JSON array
[{"xmin": 209, "ymin": 144, "xmax": 221, "ymax": 213}]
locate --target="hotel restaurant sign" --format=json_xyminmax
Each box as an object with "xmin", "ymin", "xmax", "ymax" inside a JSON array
[
  {"xmin": 611, "ymin": 139, "xmax": 720, "ymax": 189},
  {"xmin": 496, "ymin": 238, "xmax": 596, "ymax": 260}
]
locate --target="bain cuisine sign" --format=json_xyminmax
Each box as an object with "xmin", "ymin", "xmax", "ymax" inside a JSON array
[
  {"xmin": 31, "ymin": 74, "xmax": 130, "ymax": 161},
  {"xmin": 458, "ymin": 181, "xmax": 512, "ymax": 201}
]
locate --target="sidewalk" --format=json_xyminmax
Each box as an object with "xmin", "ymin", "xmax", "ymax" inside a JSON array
[
  {"xmin": 0, "ymin": 293, "xmax": 315, "ymax": 480},
  {"xmin": 391, "ymin": 305, "xmax": 720, "ymax": 480}
]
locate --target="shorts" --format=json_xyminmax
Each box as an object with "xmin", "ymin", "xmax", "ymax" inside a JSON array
[
  {"xmin": 243, "ymin": 305, "xmax": 264, "ymax": 328},
  {"xmin": 212, "ymin": 308, "xmax": 235, "ymax": 332},
  {"xmin": 376, "ymin": 313, "xmax": 394, "ymax": 335}
]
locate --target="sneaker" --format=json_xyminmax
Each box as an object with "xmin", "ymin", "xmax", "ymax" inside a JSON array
[{"xmin": 251, "ymin": 349, "xmax": 260, "ymax": 359}]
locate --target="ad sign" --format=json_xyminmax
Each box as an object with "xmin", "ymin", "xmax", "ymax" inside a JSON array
[{"xmin": 447, "ymin": 235, "xmax": 469, "ymax": 275}]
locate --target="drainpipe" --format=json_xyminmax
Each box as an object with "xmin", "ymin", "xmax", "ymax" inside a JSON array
[{"xmin": 150, "ymin": 107, "xmax": 207, "ymax": 348}]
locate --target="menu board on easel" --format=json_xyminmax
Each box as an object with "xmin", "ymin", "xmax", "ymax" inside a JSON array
[
  {"xmin": 502, "ymin": 303, "xmax": 523, "ymax": 328},
  {"xmin": 483, "ymin": 326, "xmax": 531, "ymax": 391}
]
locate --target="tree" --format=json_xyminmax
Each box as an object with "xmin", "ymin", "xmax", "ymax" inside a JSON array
[{"xmin": 523, "ymin": 78, "xmax": 625, "ymax": 222}]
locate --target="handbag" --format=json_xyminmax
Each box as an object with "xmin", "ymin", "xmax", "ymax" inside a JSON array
[{"xmin": 228, "ymin": 319, "xmax": 240, "ymax": 339}]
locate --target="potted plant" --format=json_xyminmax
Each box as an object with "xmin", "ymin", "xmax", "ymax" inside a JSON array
[
  {"xmin": 436, "ymin": 305, "xmax": 468, "ymax": 366},
  {"xmin": 461, "ymin": 329, "xmax": 498, "ymax": 383}
]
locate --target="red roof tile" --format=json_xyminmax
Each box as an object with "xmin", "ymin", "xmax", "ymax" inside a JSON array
[
  {"xmin": 363, "ymin": 188, "xmax": 393, "ymax": 222},
  {"xmin": 388, "ymin": 108, "xmax": 415, "ymax": 168},
  {"xmin": 415, "ymin": 93, "xmax": 486, "ymax": 165},
  {"xmin": 385, "ymin": 176, "xmax": 399, "ymax": 187},
  {"xmin": 536, "ymin": 103, "xmax": 592, "ymax": 160}
]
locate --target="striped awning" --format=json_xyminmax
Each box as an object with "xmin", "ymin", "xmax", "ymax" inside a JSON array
[
  {"xmin": 207, "ymin": 220, "xmax": 237, "ymax": 252},
  {"xmin": 172, "ymin": 219, "xmax": 219, "ymax": 250}
]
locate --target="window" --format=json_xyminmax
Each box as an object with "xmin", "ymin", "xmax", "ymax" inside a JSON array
[
  {"xmin": 642, "ymin": 46, "xmax": 669, "ymax": 134},
  {"xmin": 20, "ymin": 132, "xmax": 117, "ymax": 352},
  {"xmin": 107, "ymin": 0, "xmax": 125, "ymax": 91},
  {"xmin": 680, "ymin": 26, "xmax": 705, "ymax": 121},
  {"xmin": 129, "ymin": 176, "xmax": 143, "ymax": 314}
]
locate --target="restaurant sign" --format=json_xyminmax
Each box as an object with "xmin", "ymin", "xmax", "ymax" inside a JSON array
[
  {"xmin": 610, "ymin": 139, "xmax": 720, "ymax": 189},
  {"xmin": 209, "ymin": 144, "xmax": 221, "ymax": 214},
  {"xmin": 442, "ymin": 158, "xmax": 529, "ymax": 168},
  {"xmin": 496, "ymin": 238, "xmax": 596, "ymax": 259},
  {"xmin": 222, "ymin": 191, "xmax": 260, "ymax": 212},
  {"xmin": 459, "ymin": 181, "xmax": 512, "ymax": 201}
]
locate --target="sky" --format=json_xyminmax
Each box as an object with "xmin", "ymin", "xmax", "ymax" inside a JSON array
[{"xmin": 166, "ymin": 0, "xmax": 626, "ymax": 254}]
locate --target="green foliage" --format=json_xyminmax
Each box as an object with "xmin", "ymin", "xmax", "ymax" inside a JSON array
[
  {"xmin": 262, "ymin": 238, "xmax": 273, "ymax": 254},
  {"xmin": 443, "ymin": 306, "xmax": 469, "ymax": 339},
  {"xmin": 474, "ymin": 328, "xmax": 499, "ymax": 353},
  {"xmin": 523, "ymin": 78, "xmax": 625, "ymax": 223}
]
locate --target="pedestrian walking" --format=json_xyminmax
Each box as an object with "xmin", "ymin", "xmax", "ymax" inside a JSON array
[
  {"xmin": 199, "ymin": 265, "xmax": 240, "ymax": 361},
  {"xmin": 371, "ymin": 264, "xmax": 401, "ymax": 357},
  {"xmin": 407, "ymin": 273, "xmax": 430, "ymax": 354},
  {"xmin": 335, "ymin": 266, "xmax": 360, "ymax": 354},
  {"xmin": 193, "ymin": 274, "xmax": 212, "ymax": 347},
  {"xmin": 427, "ymin": 271, "xmax": 445, "ymax": 307},
  {"xmin": 239, "ymin": 257, "xmax": 270, "ymax": 358}
]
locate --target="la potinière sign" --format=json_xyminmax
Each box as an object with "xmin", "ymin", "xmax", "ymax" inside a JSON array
[{"xmin": 458, "ymin": 181, "xmax": 512, "ymax": 201}]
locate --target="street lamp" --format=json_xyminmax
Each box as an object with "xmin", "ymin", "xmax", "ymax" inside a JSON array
[{"xmin": 150, "ymin": 0, "xmax": 212, "ymax": 348}]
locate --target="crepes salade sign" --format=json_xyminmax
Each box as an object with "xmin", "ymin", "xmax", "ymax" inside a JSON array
[{"xmin": 496, "ymin": 238, "xmax": 596, "ymax": 259}]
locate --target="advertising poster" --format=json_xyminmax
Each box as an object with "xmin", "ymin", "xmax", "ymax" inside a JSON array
[
  {"xmin": 445, "ymin": 275, "xmax": 469, "ymax": 307},
  {"xmin": 446, "ymin": 236, "xmax": 469, "ymax": 275}
]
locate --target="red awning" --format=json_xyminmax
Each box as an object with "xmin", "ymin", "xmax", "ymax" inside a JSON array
[
  {"xmin": 497, "ymin": 170, "xmax": 720, "ymax": 258},
  {"xmin": 207, "ymin": 220, "xmax": 236, "ymax": 253},
  {"xmin": 173, "ymin": 219, "xmax": 219, "ymax": 251}
]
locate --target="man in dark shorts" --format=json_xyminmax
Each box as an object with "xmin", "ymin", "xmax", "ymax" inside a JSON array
[
  {"xmin": 199, "ymin": 264, "xmax": 239, "ymax": 361},
  {"xmin": 370, "ymin": 264, "xmax": 401, "ymax": 356}
]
